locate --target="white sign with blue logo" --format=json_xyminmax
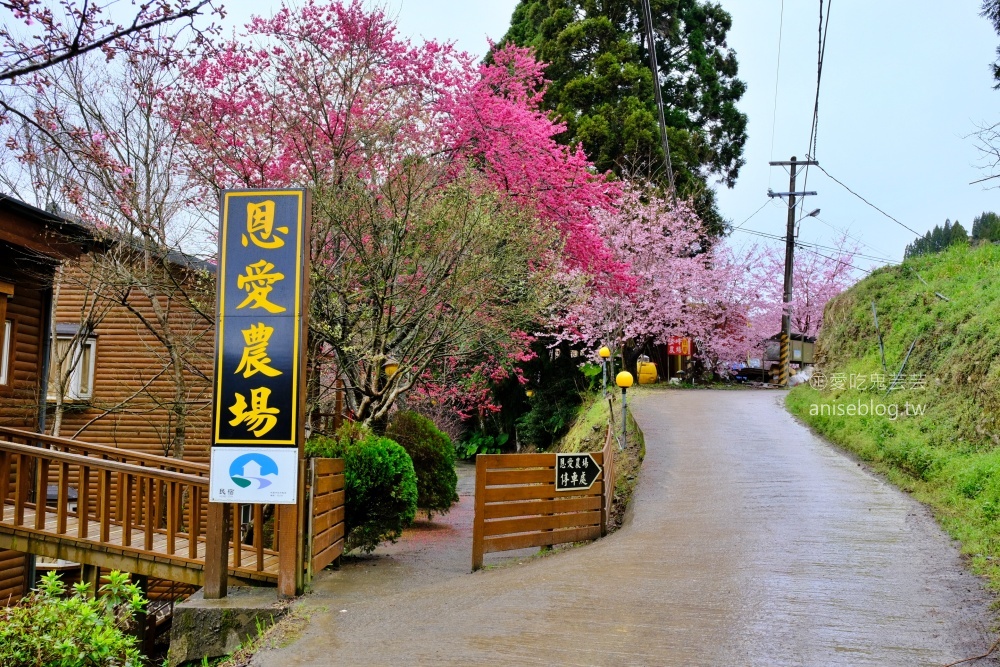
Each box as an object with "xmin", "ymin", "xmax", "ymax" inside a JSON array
[{"xmin": 209, "ymin": 447, "xmax": 299, "ymax": 504}]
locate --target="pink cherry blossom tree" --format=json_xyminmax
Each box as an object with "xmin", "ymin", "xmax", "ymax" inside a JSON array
[
  {"xmin": 553, "ymin": 183, "xmax": 746, "ymax": 368},
  {"xmin": 168, "ymin": 1, "xmax": 614, "ymax": 427},
  {"xmin": 1, "ymin": 0, "xmax": 221, "ymax": 170},
  {"xmin": 742, "ymin": 235, "xmax": 861, "ymax": 346},
  {"xmin": 550, "ymin": 183, "xmax": 860, "ymax": 374}
]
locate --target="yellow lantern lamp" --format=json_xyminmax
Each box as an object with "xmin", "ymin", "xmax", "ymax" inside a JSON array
[
  {"xmin": 599, "ymin": 346, "xmax": 611, "ymax": 359},
  {"xmin": 525, "ymin": 389, "xmax": 535, "ymax": 398},
  {"xmin": 615, "ymin": 371, "xmax": 634, "ymax": 389},
  {"xmin": 382, "ymin": 358, "xmax": 400, "ymax": 378}
]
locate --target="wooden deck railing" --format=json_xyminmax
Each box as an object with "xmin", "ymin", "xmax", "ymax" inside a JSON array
[
  {"xmin": 0, "ymin": 426, "xmax": 208, "ymax": 476},
  {"xmin": 0, "ymin": 430, "xmax": 280, "ymax": 585}
]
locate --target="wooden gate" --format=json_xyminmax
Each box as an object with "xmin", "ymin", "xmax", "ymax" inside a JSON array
[
  {"xmin": 306, "ymin": 458, "xmax": 346, "ymax": 576},
  {"xmin": 472, "ymin": 427, "xmax": 616, "ymax": 570}
]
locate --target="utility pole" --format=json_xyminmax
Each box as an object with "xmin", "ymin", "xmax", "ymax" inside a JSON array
[
  {"xmin": 768, "ymin": 157, "xmax": 817, "ymax": 386},
  {"xmin": 640, "ymin": 0, "xmax": 675, "ymax": 193}
]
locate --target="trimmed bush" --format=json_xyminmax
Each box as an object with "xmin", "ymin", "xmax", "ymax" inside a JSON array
[
  {"xmin": 387, "ymin": 411, "xmax": 459, "ymax": 518},
  {"xmin": 304, "ymin": 422, "xmax": 365, "ymax": 460},
  {"xmin": 307, "ymin": 423, "xmax": 417, "ymax": 554},
  {"xmin": 0, "ymin": 570, "xmax": 146, "ymax": 666},
  {"xmin": 342, "ymin": 435, "xmax": 417, "ymax": 552}
]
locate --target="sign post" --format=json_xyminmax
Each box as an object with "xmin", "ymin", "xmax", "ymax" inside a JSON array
[{"xmin": 207, "ymin": 190, "xmax": 310, "ymax": 599}]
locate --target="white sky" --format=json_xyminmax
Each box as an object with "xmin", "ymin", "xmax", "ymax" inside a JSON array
[{"xmin": 221, "ymin": 0, "xmax": 1000, "ymax": 267}]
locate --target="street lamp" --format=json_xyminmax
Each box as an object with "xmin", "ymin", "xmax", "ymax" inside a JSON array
[
  {"xmin": 616, "ymin": 370, "xmax": 633, "ymax": 450},
  {"xmin": 599, "ymin": 346, "xmax": 611, "ymax": 396},
  {"xmin": 793, "ymin": 208, "xmax": 820, "ymax": 237},
  {"xmin": 382, "ymin": 358, "xmax": 399, "ymax": 379}
]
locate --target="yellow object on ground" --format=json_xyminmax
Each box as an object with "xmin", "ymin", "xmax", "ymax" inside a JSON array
[{"xmin": 637, "ymin": 361, "xmax": 657, "ymax": 384}]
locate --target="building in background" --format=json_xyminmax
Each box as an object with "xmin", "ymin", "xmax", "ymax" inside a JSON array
[{"xmin": 0, "ymin": 196, "xmax": 90, "ymax": 603}]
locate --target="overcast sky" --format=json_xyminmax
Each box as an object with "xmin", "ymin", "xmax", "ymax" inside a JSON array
[{"xmin": 223, "ymin": 0, "xmax": 1000, "ymax": 267}]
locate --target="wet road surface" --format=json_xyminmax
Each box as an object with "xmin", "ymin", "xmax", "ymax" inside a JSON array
[{"xmin": 251, "ymin": 389, "xmax": 999, "ymax": 666}]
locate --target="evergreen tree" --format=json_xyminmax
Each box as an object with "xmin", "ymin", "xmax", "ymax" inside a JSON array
[
  {"xmin": 498, "ymin": 0, "xmax": 748, "ymax": 235},
  {"xmin": 951, "ymin": 221, "xmax": 969, "ymax": 245},
  {"xmin": 972, "ymin": 211, "xmax": 1000, "ymax": 241},
  {"xmin": 983, "ymin": 0, "xmax": 1000, "ymax": 86},
  {"xmin": 904, "ymin": 219, "xmax": 969, "ymax": 259}
]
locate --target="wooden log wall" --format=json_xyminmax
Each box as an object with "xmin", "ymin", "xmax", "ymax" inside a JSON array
[
  {"xmin": 0, "ymin": 250, "xmax": 52, "ymax": 605},
  {"xmin": 0, "ymin": 549, "xmax": 26, "ymax": 604},
  {"xmin": 49, "ymin": 255, "xmax": 214, "ymax": 464}
]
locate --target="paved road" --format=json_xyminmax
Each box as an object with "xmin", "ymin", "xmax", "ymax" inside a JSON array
[{"xmin": 252, "ymin": 390, "xmax": 998, "ymax": 666}]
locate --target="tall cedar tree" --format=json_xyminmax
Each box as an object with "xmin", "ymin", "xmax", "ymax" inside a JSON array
[
  {"xmin": 983, "ymin": 0, "xmax": 1000, "ymax": 85},
  {"xmin": 904, "ymin": 220, "xmax": 969, "ymax": 259},
  {"xmin": 972, "ymin": 211, "xmax": 1000, "ymax": 241},
  {"xmin": 498, "ymin": 0, "xmax": 748, "ymax": 235}
]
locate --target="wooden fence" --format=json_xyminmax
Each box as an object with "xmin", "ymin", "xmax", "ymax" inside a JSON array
[
  {"xmin": 601, "ymin": 425, "xmax": 616, "ymax": 529},
  {"xmin": 472, "ymin": 427, "xmax": 616, "ymax": 571},
  {"xmin": 306, "ymin": 458, "xmax": 346, "ymax": 576}
]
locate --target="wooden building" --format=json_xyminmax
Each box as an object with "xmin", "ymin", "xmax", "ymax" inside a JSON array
[
  {"xmin": 45, "ymin": 248, "xmax": 215, "ymax": 464},
  {"xmin": 0, "ymin": 196, "xmax": 90, "ymax": 603}
]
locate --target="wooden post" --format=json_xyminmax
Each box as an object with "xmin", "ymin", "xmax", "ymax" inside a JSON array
[
  {"xmin": 203, "ymin": 502, "xmax": 229, "ymax": 599},
  {"xmin": 283, "ymin": 197, "xmax": 311, "ymax": 597},
  {"xmin": 471, "ymin": 454, "xmax": 486, "ymax": 572},
  {"xmin": 131, "ymin": 574, "xmax": 153, "ymax": 654},
  {"xmin": 278, "ymin": 503, "xmax": 300, "ymax": 598},
  {"xmin": 304, "ymin": 459, "xmax": 315, "ymax": 584},
  {"xmin": 80, "ymin": 563, "xmax": 100, "ymax": 598}
]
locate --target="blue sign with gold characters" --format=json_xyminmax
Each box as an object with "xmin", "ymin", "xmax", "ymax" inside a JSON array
[{"xmin": 210, "ymin": 190, "xmax": 309, "ymax": 504}]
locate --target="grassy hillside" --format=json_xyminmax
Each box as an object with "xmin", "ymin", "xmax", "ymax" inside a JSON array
[
  {"xmin": 556, "ymin": 391, "xmax": 645, "ymax": 530},
  {"xmin": 787, "ymin": 242, "xmax": 1000, "ymax": 587}
]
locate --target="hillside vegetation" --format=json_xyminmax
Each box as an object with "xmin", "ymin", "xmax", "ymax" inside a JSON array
[
  {"xmin": 787, "ymin": 242, "xmax": 1000, "ymax": 587},
  {"xmin": 555, "ymin": 392, "xmax": 645, "ymax": 530}
]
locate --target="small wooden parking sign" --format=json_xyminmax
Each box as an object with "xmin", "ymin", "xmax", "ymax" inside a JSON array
[{"xmin": 555, "ymin": 453, "xmax": 602, "ymax": 491}]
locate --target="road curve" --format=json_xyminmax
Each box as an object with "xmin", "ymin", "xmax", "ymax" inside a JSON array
[{"xmin": 252, "ymin": 389, "xmax": 998, "ymax": 666}]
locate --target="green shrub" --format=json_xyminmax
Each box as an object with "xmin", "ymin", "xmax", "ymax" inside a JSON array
[
  {"xmin": 456, "ymin": 431, "xmax": 508, "ymax": 460},
  {"xmin": 308, "ymin": 423, "xmax": 417, "ymax": 554},
  {"xmin": 516, "ymin": 385, "xmax": 581, "ymax": 448},
  {"xmin": 386, "ymin": 411, "xmax": 459, "ymax": 518},
  {"xmin": 0, "ymin": 570, "xmax": 146, "ymax": 666},
  {"xmin": 342, "ymin": 435, "xmax": 418, "ymax": 553},
  {"xmin": 305, "ymin": 421, "xmax": 372, "ymax": 459}
]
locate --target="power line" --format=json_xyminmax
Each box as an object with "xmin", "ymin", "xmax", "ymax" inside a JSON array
[
  {"xmin": 813, "ymin": 214, "xmax": 897, "ymax": 262},
  {"xmin": 733, "ymin": 226, "xmax": 896, "ymax": 265},
  {"xmin": 768, "ymin": 0, "xmax": 785, "ymax": 190},
  {"xmin": 731, "ymin": 199, "xmax": 775, "ymax": 231},
  {"xmin": 640, "ymin": 0, "xmax": 675, "ymax": 193},
  {"xmin": 807, "ymin": 0, "xmax": 832, "ymax": 161},
  {"xmin": 800, "ymin": 243, "xmax": 877, "ymax": 276},
  {"xmin": 737, "ymin": 226, "xmax": 880, "ymax": 275},
  {"xmin": 815, "ymin": 164, "xmax": 922, "ymax": 236},
  {"xmin": 798, "ymin": 0, "xmax": 833, "ymax": 221}
]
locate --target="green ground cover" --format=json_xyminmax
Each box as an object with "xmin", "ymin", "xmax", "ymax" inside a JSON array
[{"xmin": 787, "ymin": 242, "xmax": 1000, "ymax": 588}]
